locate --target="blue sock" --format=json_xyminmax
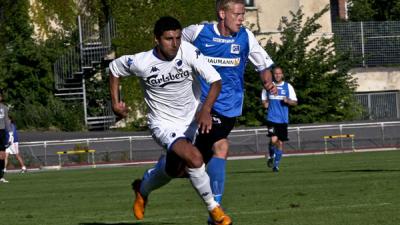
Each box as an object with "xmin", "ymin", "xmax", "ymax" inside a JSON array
[
  {"xmin": 207, "ymin": 157, "xmax": 226, "ymax": 204},
  {"xmin": 269, "ymin": 144, "xmax": 276, "ymax": 158},
  {"xmin": 273, "ymin": 149, "xmax": 282, "ymax": 168}
]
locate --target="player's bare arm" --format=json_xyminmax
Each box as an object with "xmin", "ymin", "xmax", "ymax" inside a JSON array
[
  {"xmin": 196, "ymin": 80, "xmax": 222, "ymax": 134},
  {"xmin": 262, "ymin": 99, "xmax": 269, "ymax": 109},
  {"xmin": 109, "ymin": 73, "xmax": 129, "ymax": 119},
  {"xmin": 260, "ymin": 69, "xmax": 277, "ymax": 95},
  {"xmin": 283, "ymin": 97, "xmax": 298, "ymax": 106}
]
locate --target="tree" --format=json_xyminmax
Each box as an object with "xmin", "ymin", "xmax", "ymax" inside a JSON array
[
  {"xmin": 240, "ymin": 6, "xmax": 362, "ymax": 126},
  {"xmin": 0, "ymin": 0, "xmax": 83, "ymax": 131},
  {"xmin": 348, "ymin": 0, "xmax": 400, "ymax": 21},
  {"xmin": 0, "ymin": 0, "xmax": 217, "ymax": 130}
]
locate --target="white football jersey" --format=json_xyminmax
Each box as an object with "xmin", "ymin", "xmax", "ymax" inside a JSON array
[{"xmin": 109, "ymin": 41, "xmax": 221, "ymax": 127}]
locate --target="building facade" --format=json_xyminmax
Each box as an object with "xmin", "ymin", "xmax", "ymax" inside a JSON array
[{"xmin": 244, "ymin": 0, "xmax": 400, "ymax": 120}]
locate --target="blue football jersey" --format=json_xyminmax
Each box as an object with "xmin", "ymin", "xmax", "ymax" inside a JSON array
[
  {"xmin": 183, "ymin": 23, "xmax": 274, "ymax": 117},
  {"xmin": 261, "ymin": 82, "xmax": 297, "ymax": 124}
]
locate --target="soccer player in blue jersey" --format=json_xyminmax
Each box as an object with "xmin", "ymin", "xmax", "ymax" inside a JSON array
[
  {"xmin": 4, "ymin": 116, "xmax": 27, "ymax": 173},
  {"xmin": 261, "ymin": 66, "xmax": 297, "ymax": 172},
  {"xmin": 182, "ymin": 0, "xmax": 277, "ymax": 223}
]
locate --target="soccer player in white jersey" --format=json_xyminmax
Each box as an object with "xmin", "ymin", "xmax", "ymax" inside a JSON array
[
  {"xmin": 261, "ymin": 66, "xmax": 297, "ymax": 172},
  {"xmin": 109, "ymin": 16, "xmax": 232, "ymax": 225},
  {"xmin": 181, "ymin": 1, "xmax": 277, "ymax": 223}
]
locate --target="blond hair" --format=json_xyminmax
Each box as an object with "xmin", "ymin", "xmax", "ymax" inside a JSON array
[{"xmin": 216, "ymin": 0, "xmax": 245, "ymax": 11}]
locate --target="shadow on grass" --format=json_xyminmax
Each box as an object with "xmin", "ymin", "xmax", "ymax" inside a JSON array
[
  {"xmin": 322, "ymin": 169, "xmax": 400, "ymax": 173},
  {"xmin": 80, "ymin": 222, "xmax": 175, "ymax": 225}
]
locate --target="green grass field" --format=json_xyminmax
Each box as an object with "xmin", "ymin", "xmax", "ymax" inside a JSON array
[{"xmin": 1, "ymin": 150, "xmax": 400, "ymax": 225}]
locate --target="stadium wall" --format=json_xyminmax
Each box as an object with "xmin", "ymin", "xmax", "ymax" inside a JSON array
[{"xmin": 351, "ymin": 67, "xmax": 400, "ymax": 92}]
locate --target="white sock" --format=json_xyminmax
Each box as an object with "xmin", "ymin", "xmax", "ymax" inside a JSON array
[
  {"xmin": 140, "ymin": 155, "xmax": 172, "ymax": 197},
  {"xmin": 187, "ymin": 164, "xmax": 219, "ymax": 211}
]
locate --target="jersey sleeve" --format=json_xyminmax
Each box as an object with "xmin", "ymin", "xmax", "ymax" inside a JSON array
[
  {"xmin": 288, "ymin": 83, "xmax": 298, "ymax": 101},
  {"xmin": 109, "ymin": 55, "xmax": 139, "ymax": 78},
  {"xmin": 182, "ymin": 41, "xmax": 221, "ymax": 84},
  {"xmin": 246, "ymin": 29, "xmax": 274, "ymax": 72},
  {"xmin": 261, "ymin": 88, "xmax": 268, "ymax": 101},
  {"xmin": 182, "ymin": 24, "xmax": 204, "ymax": 43}
]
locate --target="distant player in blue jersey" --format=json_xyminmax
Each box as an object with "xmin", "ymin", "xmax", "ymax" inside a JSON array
[
  {"xmin": 261, "ymin": 66, "xmax": 297, "ymax": 172},
  {"xmin": 182, "ymin": 0, "xmax": 276, "ymax": 223},
  {"xmin": 5, "ymin": 116, "xmax": 27, "ymax": 173}
]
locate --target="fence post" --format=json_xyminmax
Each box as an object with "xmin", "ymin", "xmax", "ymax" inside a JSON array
[
  {"xmin": 397, "ymin": 91, "xmax": 400, "ymax": 119},
  {"xmin": 255, "ymin": 130, "xmax": 259, "ymax": 153},
  {"xmin": 381, "ymin": 122, "xmax": 385, "ymax": 146},
  {"xmin": 44, "ymin": 141, "xmax": 47, "ymax": 166},
  {"xmin": 129, "ymin": 136, "xmax": 133, "ymax": 161},
  {"xmin": 361, "ymin": 21, "xmax": 365, "ymax": 67},
  {"xmin": 339, "ymin": 124, "xmax": 343, "ymax": 149},
  {"xmin": 77, "ymin": 16, "xmax": 88, "ymax": 126},
  {"xmin": 297, "ymin": 127, "xmax": 301, "ymax": 150}
]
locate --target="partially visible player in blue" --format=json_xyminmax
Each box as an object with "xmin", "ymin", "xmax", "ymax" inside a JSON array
[
  {"xmin": 0, "ymin": 90, "xmax": 12, "ymax": 183},
  {"xmin": 182, "ymin": 0, "xmax": 276, "ymax": 223},
  {"xmin": 5, "ymin": 115, "xmax": 27, "ymax": 173},
  {"xmin": 261, "ymin": 66, "xmax": 297, "ymax": 172}
]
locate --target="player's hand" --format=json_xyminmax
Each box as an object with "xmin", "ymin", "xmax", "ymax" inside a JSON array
[
  {"xmin": 196, "ymin": 108, "xmax": 212, "ymax": 134},
  {"xmin": 264, "ymin": 81, "xmax": 277, "ymax": 95},
  {"xmin": 112, "ymin": 101, "xmax": 130, "ymax": 120}
]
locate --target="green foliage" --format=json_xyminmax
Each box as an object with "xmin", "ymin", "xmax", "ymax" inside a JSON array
[
  {"xmin": 13, "ymin": 96, "xmax": 83, "ymax": 131},
  {"xmin": 30, "ymin": 0, "xmax": 78, "ymax": 38},
  {"xmin": 85, "ymin": 68, "xmax": 111, "ymax": 117},
  {"xmin": 348, "ymin": 0, "xmax": 400, "ymax": 21},
  {"xmin": 241, "ymin": 6, "xmax": 362, "ymax": 125},
  {"xmin": 0, "ymin": 0, "xmax": 86, "ymax": 131}
]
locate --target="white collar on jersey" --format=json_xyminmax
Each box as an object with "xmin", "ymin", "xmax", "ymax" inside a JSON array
[
  {"xmin": 273, "ymin": 81, "xmax": 285, "ymax": 86},
  {"xmin": 213, "ymin": 24, "xmax": 238, "ymax": 37}
]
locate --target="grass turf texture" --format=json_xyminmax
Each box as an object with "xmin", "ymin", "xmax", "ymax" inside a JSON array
[{"xmin": 1, "ymin": 150, "xmax": 400, "ymax": 225}]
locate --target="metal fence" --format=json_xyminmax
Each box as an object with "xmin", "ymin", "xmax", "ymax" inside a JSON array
[
  {"xmin": 15, "ymin": 121, "xmax": 400, "ymax": 169},
  {"xmin": 333, "ymin": 21, "xmax": 400, "ymax": 67},
  {"xmin": 54, "ymin": 15, "xmax": 116, "ymax": 89},
  {"xmin": 355, "ymin": 91, "xmax": 400, "ymax": 120}
]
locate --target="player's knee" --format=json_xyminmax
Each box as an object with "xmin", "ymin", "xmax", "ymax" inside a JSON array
[
  {"xmin": 271, "ymin": 136, "xmax": 279, "ymax": 144},
  {"xmin": 213, "ymin": 139, "xmax": 229, "ymax": 158},
  {"xmin": 190, "ymin": 157, "xmax": 204, "ymax": 168},
  {"xmin": 187, "ymin": 152, "xmax": 204, "ymax": 168},
  {"xmin": 165, "ymin": 160, "xmax": 186, "ymax": 178}
]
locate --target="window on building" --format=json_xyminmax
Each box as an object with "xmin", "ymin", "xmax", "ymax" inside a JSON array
[
  {"xmin": 330, "ymin": 0, "xmax": 339, "ymax": 22},
  {"xmin": 245, "ymin": 0, "xmax": 254, "ymax": 7}
]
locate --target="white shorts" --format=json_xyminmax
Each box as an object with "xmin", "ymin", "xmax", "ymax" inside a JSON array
[
  {"xmin": 6, "ymin": 142, "xmax": 19, "ymax": 154},
  {"xmin": 150, "ymin": 120, "xmax": 198, "ymax": 151}
]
